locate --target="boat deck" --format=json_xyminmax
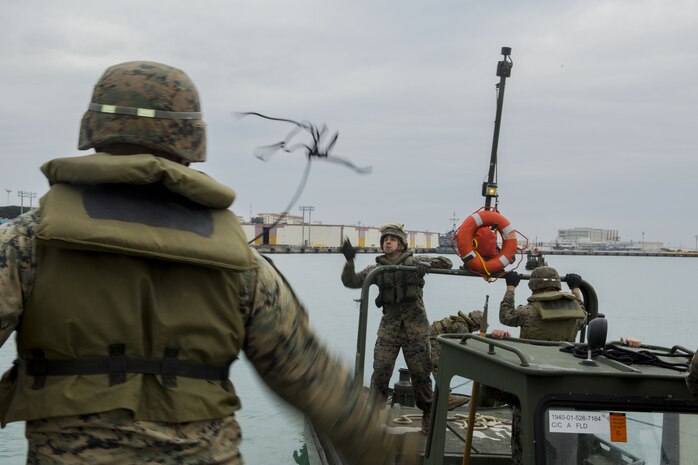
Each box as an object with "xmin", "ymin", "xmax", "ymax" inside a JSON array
[
  {"xmin": 387, "ymin": 398, "xmax": 513, "ymax": 464},
  {"xmin": 305, "ymin": 395, "xmax": 514, "ymax": 465}
]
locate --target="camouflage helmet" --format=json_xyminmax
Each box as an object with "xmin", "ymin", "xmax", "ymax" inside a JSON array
[
  {"xmin": 528, "ymin": 266, "xmax": 561, "ymax": 292},
  {"xmin": 468, "ymin": 310, "xmax": 485, "ymax": 328},
  {"xmin": 458, "ymin": 310, "xmax": 485, "ymax": 330},
  {"xmin": 78, "ymin": 61, "xmax": 206, "ymax": 162},
  {"xmin": 380, "ymin": 222, "xmax": 408, "ymax": 249}
]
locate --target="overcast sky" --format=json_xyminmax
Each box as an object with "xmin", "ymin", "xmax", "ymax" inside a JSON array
[{"xmin": 1, "ymin": 1, "xmax": 697, "ymax": 248}]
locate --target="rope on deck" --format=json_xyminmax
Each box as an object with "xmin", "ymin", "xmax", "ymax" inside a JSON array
[{"xmin": 392, "ymin": 413, "xmax": 505, "ymax": 430}]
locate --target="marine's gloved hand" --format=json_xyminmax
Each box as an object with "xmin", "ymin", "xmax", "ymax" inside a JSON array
[
  {"xmin": 340, "ymin": 238, "xmax": 356, "ymax": 261},
  {"xmin": 565, "ymin": 273, "xmax": 582, "ymax": 289},
  {"xmin": 504, "ymin": 271, "xmax": 521, "ymax": 287},
  {"xmin": 415, "ymin": 261, "xmax": 431, "ymax": 277}
]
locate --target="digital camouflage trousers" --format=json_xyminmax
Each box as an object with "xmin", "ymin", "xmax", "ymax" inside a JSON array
[
  {"xmin": 371, "ymin": 323, "xmax": 433, "ymax": 412},
  {"xmin": 25, "ymin": 409, "xmax": 242, "ymax": 465}
]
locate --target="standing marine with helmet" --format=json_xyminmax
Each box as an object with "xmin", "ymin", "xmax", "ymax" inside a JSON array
[
  {"xmin": 340, "ymin": 222, "xmax": 453, "ymax": 434},
  {"xmin": 0, "ymin": 61, "xmax": 404, "ymax": 465},
  {"xmin": 500, "ymin": 266, "xmax": 586, "ymax": 341}
]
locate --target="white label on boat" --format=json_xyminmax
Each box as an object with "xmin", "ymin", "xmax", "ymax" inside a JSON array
[{"xmin": 548, "ymin": 410, "xmax": 610, "ymax": 434}]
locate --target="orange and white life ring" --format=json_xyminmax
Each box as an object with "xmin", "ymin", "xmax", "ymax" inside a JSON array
[{"xmin": 454, "ymin": 209, "xmax": 518, "ymax": 275}]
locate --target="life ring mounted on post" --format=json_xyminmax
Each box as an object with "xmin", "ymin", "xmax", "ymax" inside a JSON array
[{"xmin": 453, "ymin": 208, "xmax": 519, "ymax": 277}]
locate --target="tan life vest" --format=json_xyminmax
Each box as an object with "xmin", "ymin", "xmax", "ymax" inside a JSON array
[
  {"xmin": 374, "ymin": 252, "xmax": 424, "ymax": 307},
  {"xmin": 0, "ymin": 154, "xmax": 256, "ymax": 425},
  {"xmin": 432, "ymin": 311, "xmax": 475, "ymax": 336},
  {"xmin": 520, "ymin": 291, "xmax": 586, "ymax": 342}
]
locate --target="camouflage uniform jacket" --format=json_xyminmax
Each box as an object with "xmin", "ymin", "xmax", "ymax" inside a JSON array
[
  {"xmin": 688, "ymin": 352, "xmax": 698, "ymax": 399},
  {"xmin": 428, "ymin": 311, "xmax": 482, "ymax": 376},
  {"xmin": 342, "ymin": 254, "xmax": 452, "ymax": 343},
  {"xmin": 429, "ymin": 311, "xmax": 482, "ymax": 340},
  {"xmin": 499, "ymin": 289, "xmax": 586, "ymax": 341},
  {"xmin": 0, "ymin": 210, "xmax": 395, "ymax": 465}
]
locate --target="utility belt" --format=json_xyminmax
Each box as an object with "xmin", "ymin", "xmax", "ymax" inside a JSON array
[
  {"xmin": 16, "ymin": 345, "xmax": 230, "ymax": 390},
  {"xmin": 375, "ymin": 294, "xmax": 417, "ymax": 309}
]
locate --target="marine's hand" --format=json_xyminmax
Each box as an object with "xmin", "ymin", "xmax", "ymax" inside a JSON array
[
  {"xmin": 621, "ymin": 337, "xmax": 642, "ymax": 348},
  {"xmin": 491, "ymin": 329, "xmax": 511, "ymax": 339},
  {"xmin": 415, "ymin": 261, "xmax": 431, "ymax": 277},
  {"xmin": 565, "ymin": 273, "xmax": 582, "ymax": 289},
  {"xmin": 504, "ymin": 271, "xmax": 521, "ymax": 287},
  {"xmin": 340, "ymin": 238, "xmax": 356, "ymax": 261}
]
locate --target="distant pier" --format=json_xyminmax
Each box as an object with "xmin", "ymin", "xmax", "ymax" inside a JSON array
[
  {"xmin": 253, "ymin": 244, "xmax": 698, "ymax": 257},
  {"xmin": 535, "ymin": 249, "xmax": 698, "ymax": 258},
  {"xmin": 253, "ymin": 245, "xmax": 436, "ymax": 254},
  {"xmin": 434, "ymin": 246, "xmax": 698, "ymax": 258}
]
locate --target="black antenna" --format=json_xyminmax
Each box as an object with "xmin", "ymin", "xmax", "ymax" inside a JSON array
[
  {"xmin": 450, "ymin": 211, "xmax": 458, "ymax": 231},
  {"xmin": 483, "ymin": 47, "xmax": 513, "ymax": 210}
]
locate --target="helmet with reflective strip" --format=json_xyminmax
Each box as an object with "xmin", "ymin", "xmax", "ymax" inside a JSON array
[
  {"xmin": 78, "ymin": 61, "xmax": 206, "ymax": 162},
  {"xmin": 379, "ymin": 222, "xmax": 408, "ymax": 249},
  {"xmin": 528, "ymin": 266, "xmax": 561, "ymax": 292}
]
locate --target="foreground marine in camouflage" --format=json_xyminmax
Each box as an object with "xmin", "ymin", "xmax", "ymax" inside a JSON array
[
  {"xmin": 0, "ymin": 61, "xmax": 404, "ymax": 465},
  {"xmin": 340, "ymin": 223, "xmax": 453, "ymax": 435}
]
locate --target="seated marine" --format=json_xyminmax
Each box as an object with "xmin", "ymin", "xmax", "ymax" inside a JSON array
[
  {"xmin": 429, "ymin": 310, "xmax": 509, "ymax": 409},
  {"xmin": 500, "ymin": 266, "xmax": 586, "ymax": 342}
]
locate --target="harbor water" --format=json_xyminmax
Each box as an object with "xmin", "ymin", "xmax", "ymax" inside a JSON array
[{"xmin": 1, "ymin": 253, "xmax": 696, "ymax": 464}]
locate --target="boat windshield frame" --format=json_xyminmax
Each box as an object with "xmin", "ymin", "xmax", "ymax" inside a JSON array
[
  {"xmin": 535, "ymin": 394, "xmax": 698, "ymax": 465},
  {"xmin": 425, "ymin": 333, "xmax": 696, "ymax": 465}
]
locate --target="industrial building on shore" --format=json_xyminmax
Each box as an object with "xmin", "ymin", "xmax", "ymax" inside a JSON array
[
  {"xmin": 241, "ymin": 214, "xmax": 440, "ymax": 250},
  {"xmin": 553, "ymin": 226, "xmax": 664, "ymax": 252},
  {"xmin": 0, "ymin": 206, "xmax": 680, "ymax": 254}
]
